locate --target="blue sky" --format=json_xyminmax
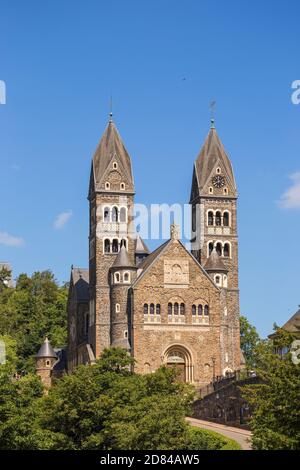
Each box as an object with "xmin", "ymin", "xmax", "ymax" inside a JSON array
[{"xmin": 0, "ymin": 0, "xmax": 299, "ymax": 337}]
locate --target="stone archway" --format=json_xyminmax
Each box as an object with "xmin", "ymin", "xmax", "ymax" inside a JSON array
[{"xmin": 164, "ymin": 345, "xmax": 193, "ymax": 383}]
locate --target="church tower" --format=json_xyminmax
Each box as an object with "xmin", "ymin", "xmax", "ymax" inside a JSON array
[
  {"xmin": 190, "ymin": 119, "xmax": 241, "ymax": 373},
  {"xmin": 88, "ymin": 115, "xmax": 135, "ymax": 358}
]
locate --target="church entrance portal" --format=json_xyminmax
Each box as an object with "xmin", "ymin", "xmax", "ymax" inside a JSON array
[{"xmin": 164, "ymin": 346, "xmax": 193, "ymax": 383}]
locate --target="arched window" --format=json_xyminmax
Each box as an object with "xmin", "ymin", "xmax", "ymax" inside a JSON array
[
  {"xmin": 224, "ymin": 243, "xmax": 230, "ymax": 257},
  {"xmin": 144, "ymin": 304, "xmax": 148, "ymax": 315},
  {"xmin": 192, "ymin": 304, "xmax": 196, "ymax": 315},
  {"xmin": 198, "ymin": 304, "xmax": 203, "ymax": 316},
  {"xmin": 104, "ymin": 207, "xmax": 110, "ymax": 222},
  {"xmin": 215, "ymin": 211, "xmax": 221, "ymax": 226},
  {"xmin": 120, "ymin": 207, "xmax": 126, "ymax": 222},
  {"xmin": 180, "ymin": 303, "xmax": 185, "ymax": 315},
  {"xmin": 215, "ymin": 275, "xmax": 221, "ymax": 286},
  {"xmin": 123, "ymin": 272, "xmax": 130, "ymax": 283},
  {"xmin": 208, "ymin": 242, "xmax": 214, "ymax": 256},
  {"xmin": 114, "ymin": 272, "xmax": 120, "ymax": 283},
  {"xmin": 223, "ymin": 275, "xmax": 228, "ymax": 288},
  {"xmin": 223, "ymin": 212, "xmax": 229, "ymax": 227},
  {"xmin": 120, "ymin": 182, "xmax": 125, "ymax": 190},
  {"xmin": 112, "ymin": 239, "xmax": 119, "ymax": 253},
  {"xmin": 104, "ymin": 239, "xmax": 111, "ymax": 253},
  {"xmin": 105, "ymin": 182, "xmax": 110, "ymax": 190},
  {"xmin": 116, "ymin": 303, "xmax": 120, "ymax": 313},
  {"xmin": 112, "ymin": 207, "xmax": 118, "ymax": 222},
  {"xmin": 216, "ymin": 242, "xmax": 222, "ymax": 257},
  {"xmin": 168, "ymin": 303, "xmax": 172, "ymax": 315},
  {"xmin": 156, "ymin": 304, "xmax": 161, "ymax": 315},
  {"xmin": 113, "ymin": 162, "xmax": 118, "ymax": 169},
  {"xmin": 204, "ymin": 305, "xmax": 209, "ymax": 316},
  {"xmin": 192, "ymin": 206, "xmax": 196, "ymax": 232},
  {"xmin": 120, "ymin": 239, "xmax": 127, "ymax": 249},
  {"xmin": 174, "ymin": 302, "xmax": 179, "ymax": 315},
  {"xmin": 208, "ymin": 211, "xmax": 214, "ymax": 226},
  {"xmin": 150, "ymin": 303, "xmax": 155, "ymax": 315}
]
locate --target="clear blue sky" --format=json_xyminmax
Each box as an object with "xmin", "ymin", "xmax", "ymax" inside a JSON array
[{"xmin": 1, "ymin": 0, "xmax": 299, "ymax": 337}]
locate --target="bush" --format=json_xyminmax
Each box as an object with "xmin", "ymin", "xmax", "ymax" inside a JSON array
[{"xmin": 185, "ymin": 427, "xmax": 241, "ymax": 450}]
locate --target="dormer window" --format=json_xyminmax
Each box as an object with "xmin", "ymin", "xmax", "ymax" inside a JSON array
[
  {"xmin": 113, "ymin": 162, "xmax": 118, "ymax": 169},
  {"xmin": 120, "ymin": 182, "xmax": 125, "ymax": 190},
  {"xmin": 105, "ymin": 182, "xmax": 110, "ymax": 190}
]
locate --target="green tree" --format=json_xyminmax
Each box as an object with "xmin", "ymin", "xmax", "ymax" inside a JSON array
[
  {"xmin": 39, "ymin": 348, "xmax": 194, "ymax": 450},
  {"xmin": 0, "ymin": 267, "xmax": 11, "ymax": 292},
  {"xmin": 240, "ymin": 315, "xmax": 260, "ymax": 368},
  {"xmin": 242, "ymin": 330, "xmax": 300, "ymax": 450},
  {"xmin": 0, "ymin": 271, "xmax": 68, "ymax": 372}
]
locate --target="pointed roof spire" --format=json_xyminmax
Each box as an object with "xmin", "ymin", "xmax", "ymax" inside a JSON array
[
  {"xmin": 194, "ymin": 124, "xmax": 236, "ymax": 193},
  {"xmin": 112, "ymin": 245, "xmax": 135, "ymax": 269},
  {"xmin": 90, "ymin": 118, "xmax": 134, "ymax": 193},
  {"xmin": 36, "ymin": 337, "xmax": 57, "ymax": 359},
  {"xmin": 135, "ymin": 235, "xmax": 149, "ymax": 254},
  {"xmin": 204, "ymin": 247, "xmax": 228, "ymax": 273}
]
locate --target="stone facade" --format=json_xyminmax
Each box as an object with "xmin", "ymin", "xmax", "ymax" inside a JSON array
[{"xmin": 65, "ymin": 118, "xmax": 243, "ymax": 387}]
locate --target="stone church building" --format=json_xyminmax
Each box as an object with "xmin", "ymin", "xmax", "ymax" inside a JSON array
[{"xmin": 36, "ymin": 115, "xmax": 243, "ymax": 388}]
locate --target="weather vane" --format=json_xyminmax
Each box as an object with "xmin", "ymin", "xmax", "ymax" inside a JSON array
[{"xmin": 210, "ymin": 100, "xmax": 216, "ymax": 128}]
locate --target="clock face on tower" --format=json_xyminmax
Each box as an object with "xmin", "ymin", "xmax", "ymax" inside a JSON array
[{"xmin": 212, "ymin": 175, "xmax": 225, "ymax": 188}]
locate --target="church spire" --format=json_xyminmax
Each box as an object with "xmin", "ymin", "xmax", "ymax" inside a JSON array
[
  {"xmin": 89, "ymin": 118, "xmax": 134, "ymax": 196},
  {"xmin": 192, "ymin": 124, "xmax": 237, "ymax": 197}
]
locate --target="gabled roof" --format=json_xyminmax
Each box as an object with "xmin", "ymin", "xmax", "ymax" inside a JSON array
[
  {"xmin": 132, "ymin": 238, "xmax": 218, "ymax": 290},
  {"xmin": 71, "ymin": 267, "xmax": 89, "ymax": 301},
  {"xmin": 36, "ymin": 337, "xmax": 57, "ymax": 359},
  {"xmin": 90, "ymin": 120, "xmax": 134, "ymax": 192},
  {"xmin": 111, "ymin": 246, "xmax": 135, "ymax": 269},
  {"xmin": 135, "ymin": 235, "xmax": 150, "ymax": 254},
  {"xmin": 203, "ymin": 248, "xmax": 228, "ymax": 273},
  {"xmin": 194, "ymin": 126, "xmax": 236, "ymax": 193}
]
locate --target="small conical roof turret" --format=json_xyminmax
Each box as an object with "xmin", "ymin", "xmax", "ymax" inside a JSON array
[
  {"xmin": 135, "ymin": 235, "xmax": 149, "ymax": 255},
  {"xmin": 36, "ymin": 337, "xmax": 57, "ymax": 359},
  {"xmin": 112, "ymin": 245, "xmax": 134, "ymax": 269},
  {"xmin": 204, "ymin": 248, "xmax": 228, "ymax": 273}
]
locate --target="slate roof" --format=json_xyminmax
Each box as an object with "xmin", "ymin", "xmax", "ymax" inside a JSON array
[
  {"xmin": 90, "ymin": 120, "xmax": 134, "ymax": 191},
  {"xmin": 111, "ymin": 246, "xmax": 134, "ymax": 269},
  {"xmin": 194, "ymin": 126, "xmax": 236, "ymax": 192},
  {"xmin": 281, "ymin": 308, "xmax": 300, "ymax": 333},
  {"xmin": 71, "ymin": 267, "xmax": 89, "ymax": 301},
  {"xmin": 203, "ymin": 248, "xmax": 228, "ymax": 273},
  {"xmin": 135, "ymin": 235, "xmax": 150, "ymax": 254},
  {"xmin": 36, "ymin": 338, "xmax": 57, "ymax": 359}
]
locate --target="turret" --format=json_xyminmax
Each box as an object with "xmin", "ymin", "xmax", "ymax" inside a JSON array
[
  {"xmin": 35, "ymin": 337, "xmax": 57, "ymax": 389},
  {"xmin": 203, "ymin": 247, "xmax": 228, "ymax": 288},
  {"xmin": 134, "ymin": 235, "xmax": 149, "ymax": 266},
  {"xmin": 110, "ymin": 245, "xmax": 137, "ymax": 350}
]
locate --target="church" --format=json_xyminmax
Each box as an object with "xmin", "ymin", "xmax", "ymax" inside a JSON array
[{"xmin": 36, "ymin": 113, "xmax": 243, "ymax": 389}]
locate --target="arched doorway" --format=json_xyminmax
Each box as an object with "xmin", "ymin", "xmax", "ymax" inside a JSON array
[{"xmin": 164, "ymin": 345, "xmax": 193, "ymax": 383}]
